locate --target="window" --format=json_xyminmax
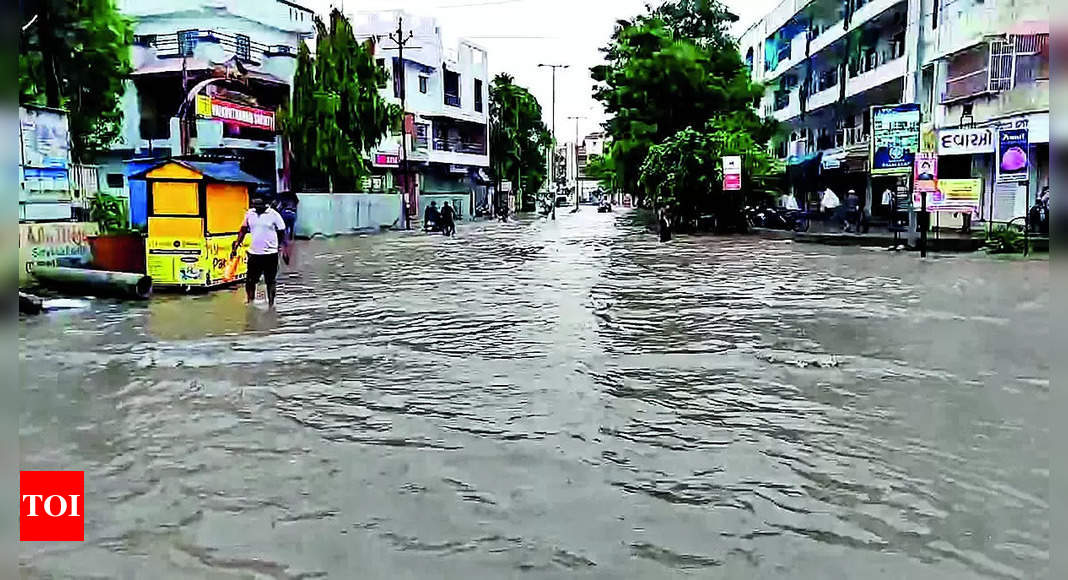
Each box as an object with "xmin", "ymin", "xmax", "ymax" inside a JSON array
[
  {"xmin": 988, "ymin": 38, "xmax": 1014, "ymax": 91},
  {"xmin": 419, "ymin": 75, "xmax": 428, "ymax": 94},
  {"xmin": 235, "ymin": 34, "xmax": 250, "ymax": 60},
  {"xmin": 474, "ymin": 79, "xmax": 483, "ymax": 112},
  {"xmin": 106, "ymin": 173, "xmax": 124, "ymax": 189},
  {"xmin": 444, "ymin": 69, "xmax": 461, "ymax": 107},
  {"xmin": 932, "ymin": 0, "xmax": 940, "ymax": 29},
  {"xmin": 178, "ymin": 29, "xmax": 198, "ymax": 57}
]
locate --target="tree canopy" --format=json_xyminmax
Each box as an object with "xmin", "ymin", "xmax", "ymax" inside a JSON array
[
  {"xmin": 19, "ymin": 0, "xmax": 133, "ymax": 161},
  {"xmin": 639, "ymin": 115, "xmax": 777, "ymax": 231},
  {"xmin": 281, "ymin": 9, "xmax": 400, "ymax": 192},
  {"xmin": 591, "ymin": 0, "xmax": 776, "ymax": 212},
  {"xmin": 489, "ymin": 73, "xmax": 551, "ymax": 210}
]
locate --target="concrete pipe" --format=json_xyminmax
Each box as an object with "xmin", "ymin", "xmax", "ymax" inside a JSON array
[{"xmin": 32, "ymin": 267, "xmax": 153, "ymax": 300}]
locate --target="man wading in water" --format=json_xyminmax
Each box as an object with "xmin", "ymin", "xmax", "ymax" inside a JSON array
[{"xmin": 232, "ymin": 196, "xmax": 289, "ymax": 308}]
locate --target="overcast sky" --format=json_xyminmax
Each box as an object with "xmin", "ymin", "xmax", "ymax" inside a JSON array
[{"xmin": 302, "ymin": 0, "xmax": 776, "ymax": 143}]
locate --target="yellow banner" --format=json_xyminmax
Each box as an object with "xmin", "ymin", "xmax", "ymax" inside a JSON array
[
  {"xmin": 930, "ymin": 178, "xmax": 982, "ymax": 213},
  {"xmin": 195, "ymin": 94, "xmax": 212, "ymax": 118}
]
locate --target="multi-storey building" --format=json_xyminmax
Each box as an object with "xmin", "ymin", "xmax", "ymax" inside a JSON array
[
  {"xmin": 740, "ymin": 0, "xmax": 922, "ymax": 212},
  {"xmin": 104, "ymin": 0, "xmax": 315, "ymax": 227},
  {"xmin": 917, "ymin": 0, "xmax": 1048, "ymax": 223},
  {"xmin": 354, "ymin": 11, "xmax": 491, "ymax": 220},
  {"xmin": 739, "ymin": 0, "xmax": 1048, "ymax": 223}
]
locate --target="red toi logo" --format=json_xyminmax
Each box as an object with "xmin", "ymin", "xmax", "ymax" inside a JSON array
[{"xmin": 20, "ymin": 471, "xmax": 84, "ymax": 541}]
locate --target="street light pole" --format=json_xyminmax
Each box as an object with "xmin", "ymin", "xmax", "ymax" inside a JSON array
[
  {"xmin": 386, "ymin": 18, "xmax": 418, "ymax": 229},
  {"xmin": 567, "ymin": 115, "xmax": 586, "ymax": 211},
  {"xmin": 538, "ymin": 63, "xmax": 568, "ymax": 220}
]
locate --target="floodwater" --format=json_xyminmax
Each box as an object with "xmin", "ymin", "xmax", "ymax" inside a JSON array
[{"xmin": 19, "ymin": 210, "xmax": 1048, "ymax": 579}]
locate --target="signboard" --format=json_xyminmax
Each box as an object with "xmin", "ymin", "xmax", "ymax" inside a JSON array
[
  {"xmin": 196, "ymin": 95, "xmax": 275, "ymax": 131},
  {"xmin": 373, "ymin": 153, "xmax": 400, "ymax": 167},
  {"xmin": 500, "ymin": 182, "xmax": 512, "ymax": 193},
  {"xmin": 938, "ymin": 127, "xmax": 995, "ymax": 156},
  {"xmin": 870, "ymin": 104, "xmax": 920, "ymax": 175},
  {"xmin": 996, "ymin": 128, "xmax": 1029, "ymax": 183},
  {"xmin": 914, "ymin": 152, "xmax": 938, "ymax": 202},
  {"xmin": 930, "ymin": 179, "xmax": 981, "ymax": 213},
  {"xmin": 722, "ymin": 155, "xmax": 742, "ymax": 191},
  {"xmin": 18, "ymin": 222, "xmax": 98, "ymax": 282},
  {"xmin": 19, "ymin": 107, "xmax": 71, "ymax": 193},
  {"xmin": 146, "ymin": 235, "xmax": 247, "ymax": 286}
]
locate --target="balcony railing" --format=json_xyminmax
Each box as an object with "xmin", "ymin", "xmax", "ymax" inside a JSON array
[
  {"xmin": 444, "ymin": 93, "xmax": 461, "ymax": 107},
  {"xmin": 432, "ymin": 138, "xmax": 486, "ymax": 155},
  {"xmin": 837, "ymin": 126, "xmax": 869, "ymax": 148},
  {"xmin": 134, "ymin": 30, "xmax": 289, "ymax": 63}
]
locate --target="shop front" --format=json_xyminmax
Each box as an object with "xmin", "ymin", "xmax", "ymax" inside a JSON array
[{"xmin": 937, "ymin": 112, "xmax": 1049, "ymax": 225}]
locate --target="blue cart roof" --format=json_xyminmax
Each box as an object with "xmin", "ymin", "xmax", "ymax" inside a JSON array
[{"xmin": 129, "ymin": 160, "xmax": 267, "ymax": 185}]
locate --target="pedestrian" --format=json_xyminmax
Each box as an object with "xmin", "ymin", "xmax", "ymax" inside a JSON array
[
  {"xmin": 780, "ymin": 191, "xmax": 799, "ymax": 211},
  {"xmin": 820, "ymin": 186, "xmax": 840, "ymax": 224},
  {"xmin": 844, "ymin": 189, "xmax": 861, "ymax": 232},
  {"xmin": 279, "ymin": 196, "xmax": 298, "ymax": 241},
  {"xmin": 658, "ymin": 208, "xmax": 672, "ymax": 242},
  {"xmin": 440, "ymin": 201, "xmax": 456, "ymax": 236},
  {"xmin": 232, "ymin": 196, "xmax": 289, "ymax": 308},
  {"xmin": 424, "ymin": 201, "xmax": 440, "ymax": 232}
]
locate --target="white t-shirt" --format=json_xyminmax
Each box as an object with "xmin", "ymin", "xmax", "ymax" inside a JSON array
[
  {"xmin": 781, "ymin": 194, "xmax": 799, "ymax": 211},
  {"xmin": 242, "ymin": 207, "xmax": 286, "ymax": 255},
  {"xmin": 820, "ymin": 189, "xmax": 840, "ymax": 210}
]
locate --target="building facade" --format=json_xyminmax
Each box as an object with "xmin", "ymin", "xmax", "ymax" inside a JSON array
[
  {"xmin": 104, "ymin": 0, "xmax": 315, "ymax": 227},
  {"xmin": 739, "ymin": 0, "xmax": 1048, "ymax": 224},
  {"xmin": 354, "ymin": 11, "xmax": 491, "ymax": 220}
]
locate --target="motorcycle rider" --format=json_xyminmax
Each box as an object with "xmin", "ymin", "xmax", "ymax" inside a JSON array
[{"xmin": 424, "ymin": 201, "xmax": 440, "ymax": 232}]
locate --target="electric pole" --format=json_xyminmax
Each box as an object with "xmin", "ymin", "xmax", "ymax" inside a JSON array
[
  {"xmin": 567, "ymin": 115, "xmax": 586, "ymax": 211},
  {"xmin": 385, "ymin": 18, "xmax": 418, "ymax": 229},
  {"xmin": 538, "ymin": 63, "xmax": 567, "ymax": 220}
]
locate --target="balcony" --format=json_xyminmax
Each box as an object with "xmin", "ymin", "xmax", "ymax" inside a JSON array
[
  {"xmin": 432, "ymin": 137, "xmax": 486, "ymax": 156},
  {"xmin": 772, "ymin": 90, "xmax": 801, "ymax": 122},
  {"xmin": 838, "ymin": 126, "xmax": 870, "ymax": 149},
  {"xmin": 846, "ymin": 53, "xmax": 906, "ymax": 98},
  {"xmin": 807, "ymin": 0, "xmax": 906, "ymax": 60},
  {"xmin": 806, "ymin": 70, "xmax": 840, "ymax": 111},
  {"xmin": 133, "ymin": 30, "xmax": 290, "ymax": 65},
  {"xmin": 764, "ymin": 33, "xmax": 808, "ymax": 81}
]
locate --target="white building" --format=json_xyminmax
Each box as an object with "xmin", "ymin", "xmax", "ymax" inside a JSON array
[
  {"xmin": 354, "ymin": 10, "xmax": 491, "ymax": 219},
  {"xmin": 738, "ymin": 0, "xmax": 1048, "ymax": 223},
  {"xmin": 105, "ymin": 0, "xmax": 315, "ymax": 227}
]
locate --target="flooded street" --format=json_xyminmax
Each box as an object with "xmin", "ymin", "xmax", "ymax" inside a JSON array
[{"xmin": 20, "ymin": 210, "xmax": 1048, "ymax": 579}]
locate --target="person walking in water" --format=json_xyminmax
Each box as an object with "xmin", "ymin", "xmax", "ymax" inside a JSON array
[
  {"xmin": 440, "ymin": 201, "xmax": 456, "ymax": 236},
  {"xmin": 232, "ymin": 196, "xmax": 289, "ymax": 308}
]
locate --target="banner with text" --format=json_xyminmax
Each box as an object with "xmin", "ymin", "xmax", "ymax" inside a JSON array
[{"xmin": 871, "ymin": 104, "xmax": 920, "ymax": 175}]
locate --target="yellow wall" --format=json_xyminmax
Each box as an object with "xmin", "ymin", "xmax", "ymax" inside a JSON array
[
  {"xmin": 206, "ymin": 183, "xmax": 249, "ymax": 234},
  {"xmin": 148, "ymin": 217, "xmax": 203, "ymax": 238},
  {"xmin": 153, "ymin": 181, "xmax": 200, "ymax": 215}
]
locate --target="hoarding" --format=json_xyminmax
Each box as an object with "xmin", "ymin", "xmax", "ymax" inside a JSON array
[
  {"xmin": 914, "ymin": 152, "xmax": 938, "ymax": 200},
  {"xmin": 18, "ymin": 222, "xmax": 98, "ymax": 282},
  {"xmin": 722, "ymin": 155, "xmax": 742, "ymax": 191},
  {"xmin": 870, "ymin": 104, "xmax": 920, "ymax": 175},
  {"xmin": 996, "ymin": 128, "xmax": 1029, "ymax": 183},
  {"xmin": 930, "ymin": 179, "xmax": 982, "ymax": 213},
  {"xmin": 19, "ymin": 106, "xmax": 71, "ymax": 192},
  {"xmin": 147, "ymin": 235, "xmax": 247, "ymax": 286},
  {"xmin": 196, "ymin": 95, "xmax": 275, "ymax": 131}
]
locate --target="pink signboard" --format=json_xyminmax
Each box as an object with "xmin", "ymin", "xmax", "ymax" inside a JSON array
[{"xmin": 723, "ymin": 174, "xmax": 742, "ymax": 191}]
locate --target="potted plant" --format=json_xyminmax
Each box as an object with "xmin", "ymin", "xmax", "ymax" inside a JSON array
[{"xmin": 88, "ymin": 193, "xmax": 146, "ymax": 273}]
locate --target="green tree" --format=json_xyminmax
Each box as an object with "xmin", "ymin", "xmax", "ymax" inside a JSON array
[
  {"xmin": 280, "ymin": 9, "xmax": 400, "ymax": 192},
  {"xmin": 639, "ymin": 115, "xmax": 776, "ymax": 232},
  {"xmin": 591, "ymin": 1, "xmax": 774, "ymax": 202},
  {"xmin": 19, "ymin": 0, "xmax": 134, "ymax": 161},
  {"xmin": 489, "ymin": 74, "xmax": 552, "ymax": 210}
]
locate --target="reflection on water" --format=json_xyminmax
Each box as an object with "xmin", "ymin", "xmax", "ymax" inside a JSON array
[{"xmin": 19, "ymin": 211, "xmax": 1048, "ymax": 579}]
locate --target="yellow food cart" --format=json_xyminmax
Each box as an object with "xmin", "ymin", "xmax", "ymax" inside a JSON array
[{"xmin": 132, "ymin": 159, "xmax": 264, "ymax": 290}]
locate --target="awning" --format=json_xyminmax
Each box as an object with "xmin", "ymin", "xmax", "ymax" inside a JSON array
[{"xmin": 821, "ymin": 151, "xmax": 846, "ymax": 170}]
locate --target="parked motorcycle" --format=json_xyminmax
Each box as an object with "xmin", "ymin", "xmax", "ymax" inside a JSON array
[{"xmin": 746, "ymin": 205, "xmax": 810, "ymax": 232}]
